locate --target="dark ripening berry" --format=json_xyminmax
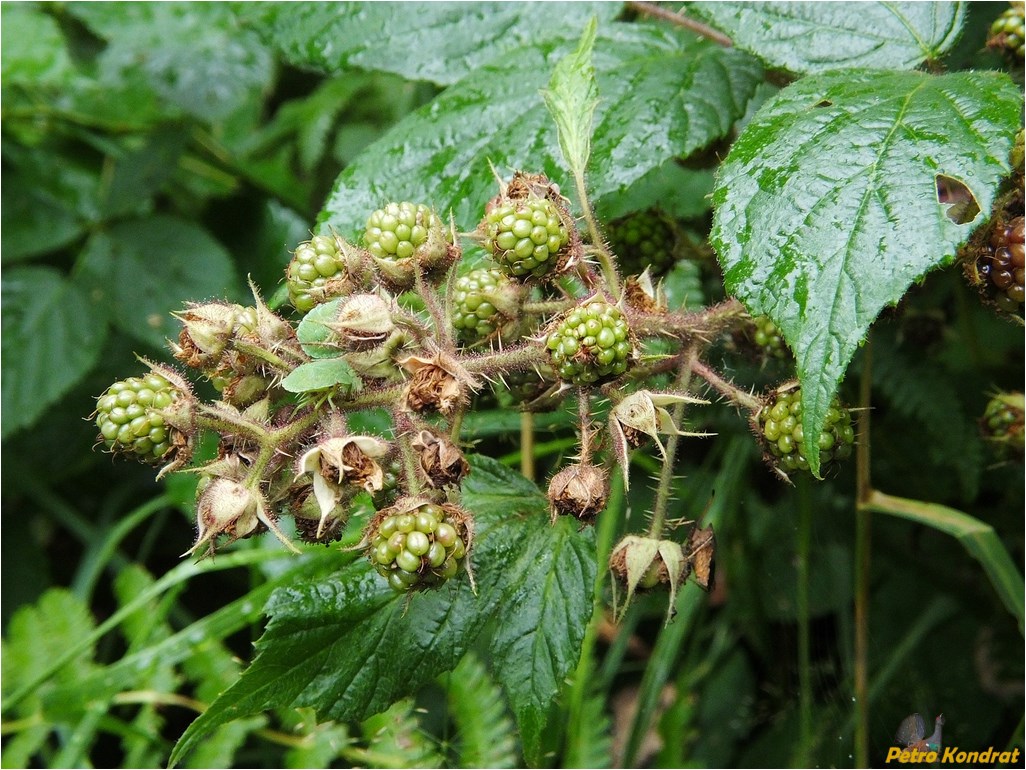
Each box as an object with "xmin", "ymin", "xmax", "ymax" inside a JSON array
[
  {"xmin": 545, "ymin": 300, "xmax": 635, "ymax": 386},
  {"xmin": 482, "ymin": 197, "xmax": 568, "ymax": 279},
  {"xmin": 95, "ymin": 373, "xmax": 181, "ymax": 463},
  {"xmin": 986, "ymin": 216, "xmax": 1025, "ymax": 313},
  {"xmin": 605, "ymin": 209, "xmax": 678, "ymax": 277},
  {"xmin": 758, "ymin": 386, "xmax": 855, "ymax": 475},
  {"xmin": 367, "ymin": 500, "xmax": 471, "ymax": 592}
]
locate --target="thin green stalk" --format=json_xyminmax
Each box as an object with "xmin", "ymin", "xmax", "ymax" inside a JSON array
[
  {"xmin": 647, "ymin": 356, "xmax": 695, "ymax": 539},
  {"xmin": 72, "ymin": 494, "xmax": 173, "ymax": 601},
  {"xmin": 570, "ymin": 170, "xmax": 621, "ymax": 298},
  {"xmin": 794, "ymin": 475, "xmax": 814, "ymax": 767},
  {"xmin": 854, "ymin": 336, "xmax": 874, "ymax": 768}
]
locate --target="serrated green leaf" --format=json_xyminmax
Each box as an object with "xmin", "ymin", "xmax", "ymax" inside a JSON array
[
  {"xmin": 319, "ymin": 23, "xmax": 762, "ymax": 237},
  {"xmin": 711, "ymin": 70, "xmax": 1021, "ymax": 476},
  {"xmin": 489, "ymin": 515, "xmax": 596, "ymax": 765},
  {"xmin": 243, "ymin": 2, "xmax": 622, "ymax": 86},
  {"xmin": 1, "ymin": 589, "xmax": 98, "ymax": 716},
  {"xmin": 446, "ymin": 653, "xmax": 518, "ymax": 769},
  {"xmin": 78, "ymin": 215, "xmax": 240, "ymax": 349},
  {"xmin": 688, "ymin": 1, "xmax": 966, "ymax": 74},
  {"xmin": 0, "ymin": 6, "xmax": 74, "ymax": 87},
  {"xmin": 66, "ymin": 2, "xmax": 273, "ymax": 122},
  {"xmin": 281, "ymin": 359, "xmax": 363, "ymax": 395},
  {"xmin": 1, "ymin": 267, "xmax": 108, "ymax": 439},
  {"xmin": 542, "ymin": 17, "xmax": 599, "ymax": 182}
]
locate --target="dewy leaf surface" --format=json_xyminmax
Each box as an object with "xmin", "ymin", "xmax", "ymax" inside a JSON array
[
  {"xmin": 711, "ymin": 69, "xmax": 1021, "ymax": 476},
  {"xmin": 319, "ymin": 23, "xmax": 762, "ymax": 238},
  {"xmin": 243, "ymin": 2, "xmax": 622, "ymax": 86},
  {"xmin": 1, "ymin": 268, "xmax": 108, "ymax": 439},
  {"xmin": 171, "ymin": 457, "xmax": 595, "ymax": 768},
  {"xmin": 689, "ymin": 1, "xmax": 966, "ymax": 74}
]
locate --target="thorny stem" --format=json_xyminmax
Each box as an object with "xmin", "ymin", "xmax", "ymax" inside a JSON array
[
  {"xmin": 854, "ymin": 336, "xmax": 873, "ymax": 768},
  {"xmin": 692, "ymin": 359, "xmax": 763, "ymax": 413},
  {"xmin": 647, "ymin": 352, "xmax": 696, "ymax": 538},
  {"xmin": 232, "ymin": 340, "xmax": 303, "ymax": 372},
  {"xmin": 627, "ymin": 1, "xmax": 734, "ymax": 46},
  {"xmin": 414, "ymin": 261, "xmax": 453, "ymax": 349},
  {"xmin": 460, "ymin": 342, "xmax": 550, "ymax": 376},
  {"xmin": 393, "ymin": 410, "xmax": 424, "ymax": 494},
  {"xmin": 572, "ymin": 171, "xmax": 621, "ymax": 298},
  {"xmin": 523, "ymin": 299, "xmax": 576, "ymax": 316},
  {"xmin": 578, "ymin": 389, "xmax": 594, "ymax": 464},
  {"xmin": 628, "ymin": 298, "xmax": 747, "ymax": 338}
]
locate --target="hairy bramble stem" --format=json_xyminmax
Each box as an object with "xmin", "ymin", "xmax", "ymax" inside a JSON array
[
  {"xmin": 648, "ymin": 352, "xmax": 696, "ymax": 538},
  {"xmin": 692, "ymin": 359, "xmax": 763, "ymax": 413}
]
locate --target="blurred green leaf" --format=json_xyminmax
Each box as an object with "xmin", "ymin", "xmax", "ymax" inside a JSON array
[
  {"xmin": 711, "ymin": 70, "xmax": 1020, "ymax": 476},
  {"xmin": 445, "ymin": 653, "xmax": 519, "ymax": 769},
  {"xmin": 66, "ymin": 2, "xmax": 273, "ymax": 122},
  {"xmin": 1, "ymin": 267, "xmax": 108, "ymax": 439},
  {"xmin": 689, "ymin": 1, "xmax": 966, "ymax": 74},
  {"xmin": 0, "ymin": 5, "xmax": 74, "ymax": 87},
  {"xmin": 78, "ymin": 215, "xmax": 240, "ymax": 349},
  {"xmin": 244, "ymin": 2, "xmax": 622, "ymax": 86},
  {"xmin": 320, "ymin": 22, "xmax": 762, "ymax": 237}
]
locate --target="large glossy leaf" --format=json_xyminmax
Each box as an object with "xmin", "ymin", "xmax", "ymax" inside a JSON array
[
  {"xmin": 65, "ymin": 3, "xmax": 273, "ymax": 122},
  {"xmin": 78, "ymin": 215, "xmax": 240, "ymax": 349},
  {"xmin": 688, "ymin": 1, "xmax": 966, "ymax": 74},
  {"xmin": 1, "ymin": 268, "xmax": 108, "ymax": 439},
  {"xmin": 171, "ymin": 457, "xmax": 590, "ymax": 767},
  {"xmin": 711, "ymin": 70, "xmax": 1021, "ymax": 476},
  {"xmin": 243, "ymin": 2, "xmax": 622, "ymax": 86},
  {"xmin": 319, "ymin": 22, "xmax": 762, "ymax": 237}
]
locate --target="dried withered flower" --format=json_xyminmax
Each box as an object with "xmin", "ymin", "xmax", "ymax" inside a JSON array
[
  {"xmin": 548, "ymin": 462, "xmax": 609, "ymax": 523},
  {"xmin": 399, "ymin": 350, "xmax": 480, "ymax": 416},
  {"xmin": 188, "ymin": 478, "xmax": 298, "ymax": 558},
  {"xmin": 296, "ymin": 435, "xmax": 390, "ymax": 538},
  {"xmin": 411, "ymin": 429, "xmax": 470, "ymax": 488}
]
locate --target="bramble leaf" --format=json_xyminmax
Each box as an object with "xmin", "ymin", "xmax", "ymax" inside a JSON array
[
  {"xmin": 281, "ymin": 359, "xmax": 363, "ymax": 395},
  {"xmin": 542, "ymin": 17, "xmax": 600, "ymax": 183},
  {"xmin": 711, "ymin": 69, "xmax": 1021, "ymax": 476}
]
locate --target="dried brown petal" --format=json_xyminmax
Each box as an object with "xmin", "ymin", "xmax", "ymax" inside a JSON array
[
  {"xmin": 400, "ymin": 351, "xmax": 480, "ymax": 416},
  {"xmin": 411, "ymin": 429, "xmax": 470, "ymax": 488},
  {"xmin": 548, "ymin": 463, "xmax": 609, "ymax": 523},
  {"xmin": 688, "ymin": 525, "xmax": 716, "ymax": 592}
]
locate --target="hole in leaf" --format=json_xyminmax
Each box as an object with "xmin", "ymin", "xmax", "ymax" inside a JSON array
[
  {"xmin": 936, "ymin": 174, "xmax": 980, "ymax": 224},
  {"xmin": 813, "ymin": 99, "xmax": 833, "ymax": 108}
]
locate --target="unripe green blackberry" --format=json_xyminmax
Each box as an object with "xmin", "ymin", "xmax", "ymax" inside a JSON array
[
  {"xmin": 544, "ymin": 299, "xmax": 635, "ymax": 385},
  {"xmin": 364, "ymin": 201, "xmax": 441, "ymax": 261},
  {"xmin": 989, "ymin": 3, "xmax": 1025, "ymax": 58},
  {"xmin": 287, "ymin": 235, "xmax": 348, "ymax": 314},
  {"xmin": 757, "ymin": 386, "xmax": 854, "ymax": 474},
  {"xmin": 980, "ymin": 392, "xmax": 1024, "ymax": 459},
  {"xmin": 605, "ymin": 209, "xmax": 678, "ymax": 277},
  {"xmin": 95, "ymin": 373, "xmax": 182, "ymax": 463},
  {"xmin": 452, "ymin": 267, "xmax": 520, "ymax": 345},
  {"xmin": 366, "ymin": 500, "xmax": 472, "ymax": 592},
  {"xmin": 482, "ymin": 197, "xmax": 568, "ymax": 279},
  {"xmin": 751, "ymin": 316, "xmax": 788, "ymax": 359}
]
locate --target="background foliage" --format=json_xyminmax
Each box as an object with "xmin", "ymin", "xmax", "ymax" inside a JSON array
[{"xmin": 2, "ymin": 2, "xmax": 1023, "ymax": 768}]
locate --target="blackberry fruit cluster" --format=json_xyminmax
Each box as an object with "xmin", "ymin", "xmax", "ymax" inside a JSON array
[
  {"xmin": 368, "ymin": 501, "xmax": 470, "ymax": 592},
  {"xmin": 95, "ymin": 373, "xmax": 180, "ymax": 462},
  {"xmin": 758, "ymin": 387, "xmax": 855, "ymax": 474},
  {"xmin": 545, "ymin": 300, "xmax": 634, "ymax": 385},
  {"xmin": 451, "ymin": 267, "xmax": 517, "ymax": 345},
  {"xmin": 989, "ymin": 3, "xmax": 1025, "ymax": 58},
  {"xmin": 364, "ymin": 201, "xmax": 440, "ymax": 262},
  {"xmin": 605, "ymin": 209, "xmax": 678, "ymax": 277},
  {"xmin": 482, "ymin": 197, "xmax": 568, "ymax": 279},
  {"xmin": 981, "ymin": 392, "xmax": 1024, "ymax": 458},
  {"xmin": 750, "ymin": 315, "xmax": 788, "ymax": 360},
  {"xmin": 287, "ymin": 234, "xmax": 347, "ymax": 314},
  {"xmin": 981, "ymin": 216, "xmax": 1025, "ymax": 313}
]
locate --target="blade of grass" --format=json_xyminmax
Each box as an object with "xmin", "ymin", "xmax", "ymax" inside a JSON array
[{"xmin": 861, "ymin": 490, "xmax": 1024, "ymax": 634}]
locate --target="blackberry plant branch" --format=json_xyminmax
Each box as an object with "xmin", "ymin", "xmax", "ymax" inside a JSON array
[
  {"xmin": 647, "ymin": 352, "xmax": 696, "ymax": 539},
  {"xmin": 691, "ymin": 359, "xmax": 763, "ymax": 413},
  {"xmin": 626, "ymin": 1, "xmax": 733, "ymax": 47}
]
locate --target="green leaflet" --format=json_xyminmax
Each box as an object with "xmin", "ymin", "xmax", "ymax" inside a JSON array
[
  {"xmin": 281, "ymin": 359, "xmax": 363, "ymax": 395},
  {"xmin": 711, "ymin": 69, "xmax": 1021, "ymax": 476},
  {"xmin": 542, "ymin": 17, "xmax": 600, "ymax": 183}
]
